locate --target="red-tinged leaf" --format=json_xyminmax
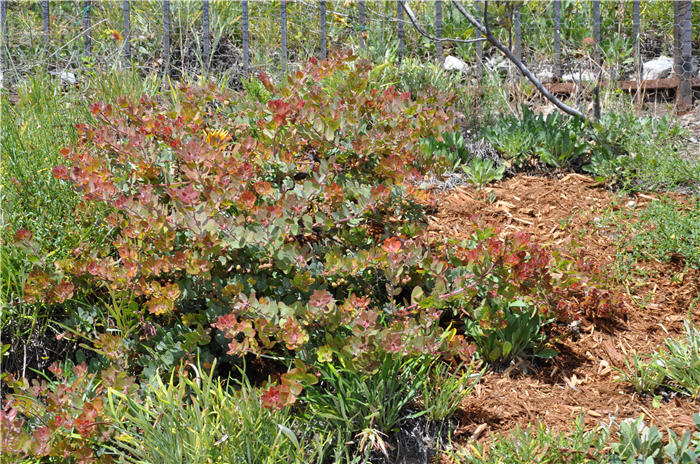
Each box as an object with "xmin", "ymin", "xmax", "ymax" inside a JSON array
[
  {"xmin": 48, "ymin": 281, "xmax": 75, "ymax": 303},
  {"xmin": 309, "ymin": 289, "xmax": 334, "ymax": 309},
  {"xmin": 13, "ymin": 228, "xmax": 32, "ymax": 242},
  {"xmin": 382, "ymin": 237, "xmax": 402, "ymax": 254},
  {"xmin": 253, "ymin": 180, "xmax": 272, "ymax": 196},
  {"xmin": 52, "ymin": 164, "xmax": 69, "ymax": 180},
  {"xmin": 261, "ymin": 385, "xmax": 284, "ymax": 411},
  {"xmin": 239, "ymin": 190, "xmax": 256, "ymax": 209},
  {"xmin": 258, "ymin": 72, "xmax": 275, "ymax": 92},
  {"xmin": 281, "ymin": 318, "xmax": 308, "ymax": 350},
  {"xmin": 146, "ymin": 296, "xmax": 173, "ymax": 316}
]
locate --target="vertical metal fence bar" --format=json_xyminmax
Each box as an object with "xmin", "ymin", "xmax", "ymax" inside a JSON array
[
  {"xmin": 592, "ymin": 0, "xmax": 600, "ymax": 66},
  {"xmin": 435, "ymin": 0, "xmax": 442, "ymax": 63},
  {"xmin": 673, "ymin": 0, "xmax": 680, "ymax": 79},
  {"xmin": 242, "ymin": 0, "xmax": 249, "ymax": 76},
  {"xmin": 202, "ymin": 0, "xmax": 210, "ymax": 74},
  {"xmin": 513, "ymin": 2, "xmax": 521, "ymax": 62},
  {"xmin": 281, "ymin": 0, "xmax": 287, "ymax": 74},
  {"xmin": 633, "ymin": 0, "xmax": 639, "ymax": 79},
  {"xmin": 163, "ymin": 0, "xmax": 170, "ymax": 80},
  {"xmin": 553, "ymin": 0, "xmax": 561, "ymax": 80},
  {"xmin": 396, "ymin": 1, "xmax": 404, "ymax": 62},
  {"xmin": 123, "ymin": 0, "xmax": 131, "ymax": 65},
  {"xmin": 358, "ymin": 0, "xmax": 365, "ymax": 49},
  {"xmin": 475, "ymin": 0, "xmax": 483, "ymax": 79},
  {"xmin": 0, "ymin": 0, "xmax": 7, "ymax": 88},
  {"xmin": 83, "ymin": 0, "xmax": 91, "ymax": 56},
  {"xmin": 319, "ymin": 0, "xmax": 326, "ymax": 60},
  {"xmin": 677, "ymin": 0, "xmax": 693, "ymax": 110},
  {"xmin": 42, "ymin": 0, "xmax": 49, "ymax": 47}
]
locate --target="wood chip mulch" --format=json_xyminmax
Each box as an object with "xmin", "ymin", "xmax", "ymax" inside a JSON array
[{"xmin": 427, "ymin": 173, "xmax": 700, "ymax": 442}]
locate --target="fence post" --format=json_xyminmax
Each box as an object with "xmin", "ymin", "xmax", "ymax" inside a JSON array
[
  {"xmin": 677, "ymin": 0, "xmax": 693, "ymax": 111},
  {"xmin": 242, "ymin": 0, "xmax": 249, "ymax": 77},
  {"xmin": 281, "ymin": 0, "xmax": 287, "ymax": 73},
  {"xmin": 475, "ymin": 0, "xmax": 483, "ymax": 79},
  {"xmin": 358, "ymin": 0, "xmax": 365, "ymax": 49},
  {"xmin": 83, "ymin": 0, "xmax": 91, "ymax": 56},
  {"xmin": 319, "ymin": 0, "xmax": 326, "ymax": 60},
  {"xmin": 435, "ymin": 0, "xmax": 443, "ymax": 63},
  {"xmin": 553, "ymin": 0, "xmax": 561, "ymax": 80},
  {"xmin": 1, "ymin": 0, "xmax": 6, "ymax": 88},
  {"xmin": 202, "ymin": 0, "xmax": 210, "ymax": 74},
  {"xmin": 163, "ymin": 0, "xmax": 170, "ymax": 80},
  {"xmin": 396, "ymin": 1, "xmax": 404, "ymax": 62},
  {"xmin": 123, "ymin": 0, "xmax": 131, "ymax": 65},
  {"xmin": 42, "ymin": 0, "xmax": 49, "ymax": 47}
]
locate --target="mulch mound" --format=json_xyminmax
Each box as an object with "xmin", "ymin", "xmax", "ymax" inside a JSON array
[{"xmin": 427, "ymin": 173, "xmax": 700, "ymax": 442}]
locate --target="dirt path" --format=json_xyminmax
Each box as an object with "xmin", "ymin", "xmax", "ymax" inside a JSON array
[{"xmin": 428, "ymin": 174, "xmax": 700, "ymax": 441}]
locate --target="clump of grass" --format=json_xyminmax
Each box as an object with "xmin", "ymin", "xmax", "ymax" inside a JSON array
[
  {"xmin": 628, "ymin": 198, "xmax": 700, "ymax": 269},
  {"xmin": 421, "ymin": 361, "xmax": 483, "ymax": 422},
  {"xmin": 303, "ymin": 354, "xmax": 431, "ymax": 461},
  {"xmin": 586, "ymin": 108, "xmax": 700, "ymax": 193},
  {"xmin": 106, "ymin": 360, "xmax": 323, "ymax": 464},
  {"xmin": 616, "ymin": 321, "xmax": 700, "ymax": 400},
  {"xmin": 450, "ymin": 415, "xmax": 610, "ymax": 464},
  {"xmin": 614, "ymin": 351, "xmax": 666, "ymax": 395}
]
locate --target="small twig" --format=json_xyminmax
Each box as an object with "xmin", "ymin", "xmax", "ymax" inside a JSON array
[{"xmin": 399, "ymin": 1, "xmax": 485, "ymax": 45}]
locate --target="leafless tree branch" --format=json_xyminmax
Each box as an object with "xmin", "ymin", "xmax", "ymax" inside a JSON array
[{"xmin": 449, "ymin": 0, "xmax": 588, "ymax": 122}]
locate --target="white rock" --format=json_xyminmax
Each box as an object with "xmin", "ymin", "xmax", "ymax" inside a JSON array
[
  {"xmin": 561, "ymin": 70, "xmax": 597, "ymax": 83},
  {"xmin": 51, "ymin": 71, "xmax": 77, "ymax": 85},
  {"xmin": 486, "ymin": 56, "xmax": 509, "ymax": 72},
  {"xmin": 642, "ymin": 56, "xmax": 674, "ymax": 80},
  {"xmin": 443, "ymin": 55, "xmax": 470, "ymax": 73},
  {"xmin": 536, "ymin": 70, "xmax": 555, "ymax": 83}
]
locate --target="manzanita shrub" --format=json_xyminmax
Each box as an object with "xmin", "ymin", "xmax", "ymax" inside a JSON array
[
  {"xmin": 1, "ymin": 362, "xmax": 136, "ymax": 463},
  {"xmin": 22, "ymin": 51, "xmax": 466, "ymax": 403}
]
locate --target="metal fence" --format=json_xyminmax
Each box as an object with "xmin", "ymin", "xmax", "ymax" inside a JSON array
[{"xmin": 0, "ymin": 1, "xmax": 697, "ymax": 109}]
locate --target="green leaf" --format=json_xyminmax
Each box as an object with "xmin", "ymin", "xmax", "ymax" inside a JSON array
[
  {"xmin": 410, "ymin": 286, "xmax": 425, "ymax": 305},
  {"xmin": 277, "ymin": 424, "xmax": 300, "ymax": 450},
  {"xmin": 535, "ymin": 348, "xmax": 558, "ymax": 359},
  {"xmin": 502, "ymin": 341, "xmax": 512, "ymax": 357},
  {"xmin": 316, "ymin": 345, "xmax": 333, "ymax": 363}
]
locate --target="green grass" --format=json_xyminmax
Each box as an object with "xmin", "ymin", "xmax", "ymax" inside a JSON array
[
  {"xmin": 616, "ymin": 321, "xmax": 700, "ymax": 400},
  {"xmin": 450, "ymin": 416, "xmax": 611, "ymax": 464},
  {"xmin": 629, "ymin": 198, "xmax": 700, "ymax": 269},
  {"xmin": 586, "ymin": 108, "xmax": 700, "ymax": 193},
  {"xmin": 0, "ymin": 69, "xmax": 162, "ymax": 348},
  {"xmin": 106, "ymin": 361, "xmax": 323, "ymax": 464},
  {"xmin": 600, "ymin": 196, "xmax": 700, "ymax": 273}
]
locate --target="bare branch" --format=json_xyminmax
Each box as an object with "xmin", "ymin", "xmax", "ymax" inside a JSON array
[
  {"xmin": 450, "ymin": 0, "xmax": 589, "ymax": 122},
  {"xmin": 399, "ymin": 1, "xmax": 485, "ymax": 45}
]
